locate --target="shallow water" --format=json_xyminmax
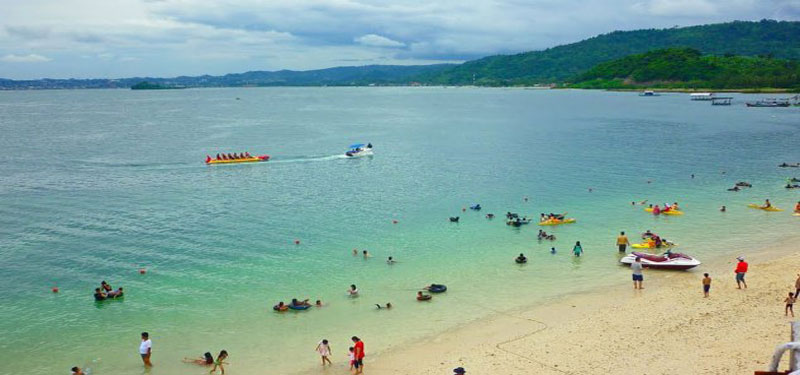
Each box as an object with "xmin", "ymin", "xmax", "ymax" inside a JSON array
[{"xmin": 0, "ymin": 87, "xmax": 798, "ymax": 375}]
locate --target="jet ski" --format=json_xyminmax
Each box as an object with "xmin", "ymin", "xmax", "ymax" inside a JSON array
[{"xmin": 620, "ymin": 251, "xmax": 701, "ymax": 270}]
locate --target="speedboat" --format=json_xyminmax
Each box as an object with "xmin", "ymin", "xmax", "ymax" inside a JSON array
[
  {"xmin": 345, "ymin": 143, "xmax": 373, "ymax": 157},
  {"xmin": 620, "ymin": 251, "xmax": 701, "ymax": 270},
  {"xmin": 206, "ymin": 155, "xmax": 269, "ymax": 165}
]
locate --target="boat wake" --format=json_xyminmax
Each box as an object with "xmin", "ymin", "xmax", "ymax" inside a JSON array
[{"xmin": 269, "ymin": 154, "xmax": 350, "ymax": 164}]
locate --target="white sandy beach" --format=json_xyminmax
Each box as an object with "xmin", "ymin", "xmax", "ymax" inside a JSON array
[{"xmin": 324, "ymin": 238, "xmax": 800, "ymax": 375}]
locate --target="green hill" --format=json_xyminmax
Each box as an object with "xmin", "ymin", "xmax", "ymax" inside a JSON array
[
  {"xmin": 568, "ymin": 48, "xmax": 800, "ymax": 90},
  {"xmin": 422, "ymin": 19, "xmax": 800, "ymax": 86}
]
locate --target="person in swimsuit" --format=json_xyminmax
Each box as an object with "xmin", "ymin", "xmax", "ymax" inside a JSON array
[
  {"xmin": 94, "ymin": 288, "xmax": 107, "ymax": 301},
  {"xmin": 702, "ymin": 273, "xmax": 711, "ymax": 297},
  {"xmin": 315, "ymin": 339, "xmax": 332, "ymax": 366},
  {"xmin": 101, "ymin": 281, "xmax": 113, "ymax": 293},
  {"xmin": 183, "ymin": 352, "xmax": 214, "ymax": 366},
  {"xmin": 348, "ymin": 284, "xmax": 359, "ymax": 297},
  {"xmin": 572, "ymin": 241, "xmax": 583, "ymax": 257},
  {"xmin": 209, "ymin": 350, "xmax": 228, "ymax": 374},
  {"xmin": 616, "ymin": 231, "xmax": 630, "ymax": 253}
]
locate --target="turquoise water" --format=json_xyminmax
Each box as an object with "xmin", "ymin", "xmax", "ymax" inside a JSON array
[{"xmin": 1, "ymin": 88, "xmax": 799, "ymax": 375}]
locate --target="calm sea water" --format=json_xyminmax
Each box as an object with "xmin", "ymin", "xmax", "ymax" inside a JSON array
[{"xmin": 1, "ymin": 88, "xmax": 798, "ymax": 375}]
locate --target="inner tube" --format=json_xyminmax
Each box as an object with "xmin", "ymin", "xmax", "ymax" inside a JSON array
[
  {"xmin": 273, "ymin": 305, "xmax": 288, "ymax": 312},
  {"xmin": 417, "ymin": 295, "xmax": 432, "ymax": 301},
  {"xmin": 428, "ymin": 284, "xmax": 447, "ymax": 293},
  {"xmin": 515, "ymin": 258, "xmax": 527, "ymax": 264},
  {"xmin": 288, "ymin": 304, "xmax": 311, "ymax": 311},
  {"xmin": 449, "ymin": 217, "xmax": 459, "ymax": 222}
]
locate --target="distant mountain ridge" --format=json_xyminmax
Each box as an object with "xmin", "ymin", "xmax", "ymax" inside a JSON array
[
  {"xmin": 0, "ymin": 64, "xmax": 453, "ymax": 90},
  {"xmin": 569, "ymin": 47, "xmax": 800, "ymax": 90},
  {"xmin": 1, "ymin": 19, "xmax": 799, "ymax": 89},
  {"xmin": 422, "ymin": 19, "xmax": 800, "ymax": 85}
]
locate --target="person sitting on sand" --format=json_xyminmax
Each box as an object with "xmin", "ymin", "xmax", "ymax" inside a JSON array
[
  {"xmin": 106, "ymin": 287, "xmax": 123, "ymax": 298},
  {"xmin": 515, "ymin": 253, "xmax": 527, "ymax": 263},
  {"xmin": 417, "ymin": 291, "xmax": 431, "ymax": 301},
  {"xmin": 94, "ymin": 288, "xmax": 107, "ymax": 301},
  {"xmin": 183, "ymin": 352, "xmax": 214, "ymax": 366},
  {"xmin": 375, "ymin": 303, "xmax": 392, "ymax": 309},
  {"xmin": 209, "ymin": 350, "xmax": 228, "ymax": 374},
  {"xmin": 762, "ymin": 199, "xmax": 772, "ymax": 209},
  {"xmin": 348, "ymin": 284, "xmax": 359, "ymax": 297}
]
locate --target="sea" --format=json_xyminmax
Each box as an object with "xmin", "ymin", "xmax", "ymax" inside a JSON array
[{"xmin": 0, "ymin": 87, "xmax": 798, "ymax": 375}]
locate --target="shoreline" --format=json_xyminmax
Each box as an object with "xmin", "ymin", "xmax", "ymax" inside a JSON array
[{"xmin": 295, "ymin": 234, "xmax": 800, "ymax": 375}]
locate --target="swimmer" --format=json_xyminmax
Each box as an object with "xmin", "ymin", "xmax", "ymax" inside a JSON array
[
  {"xmin": 515, "ymin": 253, "xmax": 527, "ymax": 263},
  {"xmin": 315, "ymin": 300, "xmax": 323, "ymax": 307},
  {"xmin": 209, "ymin": 350, "xmax": 228, "ymax": 374},
  {"xmin": 417, "ymin": 291, "xmax": 431, "ymax": 301},
  {"xmin": 106, "ymin": 287, "xmax": 123, "ymax": 298},
  {"xmin": 375, "ymin": 303, "xmax": 392, "ymax": 309},
  {"xmin": 720, "ymin": 205, "xmax": 726, "ymax": 212},
  {"xmin": 727, "ymin": 186, "xmax": 740, "ymax": 192},
  {"xmin": 94, "ymin": 288, "xmax": 106, "ymax": 301},
  {"xmin": 550, "ymin": 247, "xmax": 556, "ymax": 254},
  {"xmin": 795, "ymin": 201, "xmax": 800, "ymax": 213},
  {"xmin": 101, "ymin": 281, "xmax": 112, "ymax": 293},
  {"xmin": 352, "ymin": 248, "xmax": 358, "ymax": 256},
  {"xmin": 183, "ymin": 352, "xmax": 214, "ymax": 366},
  {"xmin": 386, "ymin": 256, "xmax": 396, "ymax": 264},
  {"xmin": 71, "ymin": 367, "xmax": 85, "ymax": 375},
  {"xmin": 362, "ymin": 250, "xmax": 370, "ymax": 258},
  {"xmin": 348, "ymin": 284, "xmax": 359, "ymax": 297},
  {"xmin": 274, "ymin": 302, "xmax": 288, "ymax": 311}
]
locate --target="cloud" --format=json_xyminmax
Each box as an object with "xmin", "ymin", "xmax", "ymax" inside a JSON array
[
  {"xmin": 354, "ymin": 34, "xmax": 405, "ymax": 47},
  {"xmin": 0, "ymin": 54, "xmax": 51, "ymax": 63},
  {"xmin": 0, "ymin": 0, "xmax": 798, "ymax": 79}
]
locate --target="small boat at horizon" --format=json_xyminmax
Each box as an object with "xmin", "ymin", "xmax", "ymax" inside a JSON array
[
  {"xmin": 639, "ymin": 90, "xmax": 660, "ymax": 97},
  {"xmin": 620, "ymin": 251, "xmax": 701, "ymax": 270},
  {"xmin": 345, "ymin": 143, "xmax": 373, "ymax": 157},
  {"xmin": 746, "ymin": 98, "xmax": 791, "ymax": 107}
]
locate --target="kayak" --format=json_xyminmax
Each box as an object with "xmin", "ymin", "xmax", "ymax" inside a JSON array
[
  {"xmin": 644, "ymin": 208, "xmax": 684, "ymax": 215},
  {"xmin": 207, "ymin": 155, "xmax": 270, "ymax": 164},
  {"xmin": 748, "ymin": 204, "xmax": 783, "ymax": 212},
  {"xmin": 538, "ymin": 218, "xmax": 576, "ymax": 226},
  {"xmin": 631, "ymin": 242, "xmax": 677, "ymax": 249}
]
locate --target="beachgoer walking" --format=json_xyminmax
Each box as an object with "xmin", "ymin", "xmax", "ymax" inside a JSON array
[
  {"xmin": 735, "ymin": 257, "xmax": 748, "ymax": 289},
  {"xmin": 631, "ymin": 257, "xmax": 644, "ymax": 289},
  {"xmin": 572, "ymin": 241, "xmax": 583, "ymax": 257},
  {"xmin": 786, "ymin": 293, "xmax": 796, "ymax": 317},
  {"xmin": 794, "ymin": 274, "xmax": 800, "ymax": 298},
  {"xmin": 209, "ymin": 350, "xmax": 228, "ymax": 374},
  {"xmin": 617, "ymin": 231, "xmax": 630, "ymax": 253},
  {"xmin": 316, "ymin": 339, "xmax": 332, "ymax": 366},
  {"xmin": 139, "ymin": 332, "xmax": 152, "ymax": 367},
  {"xmin": 702, "ymin": 273, "xmax": 711, "ymax": 297},
  {"xmin": 352, "ymin": 336, "xmax": 365, "ymax": 374}
]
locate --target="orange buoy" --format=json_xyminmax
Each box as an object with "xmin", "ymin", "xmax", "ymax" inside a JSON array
[
  {"xmin": 294, "ymin": 239, "xmax": 300, "ymax": 245},
  {"xmin": 139, "ymin": 268, "xmax": 146, "ymax": 274},
  {"xmin": 51, "ymin": 287, "xmax": 59, "ymax": 293}
]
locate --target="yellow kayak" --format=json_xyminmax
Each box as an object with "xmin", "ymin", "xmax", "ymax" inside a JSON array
[
  {"xmin": 538, "ymin": 218, "xmax": 576, "ymax": 226},
  {"xmin": 631, "ymin": 242, "xmax": 677, "ymax": 249},
  {"xmin": 644, "ymin": 208, "xmax": 684, "ymax": 215},
  {"xmin": 206, "ymin": 155, "xmax": 270, "ymax": 164},
  {"xmin": 748, "ymin": 204, "xmax": 783, "ymax": 212}
]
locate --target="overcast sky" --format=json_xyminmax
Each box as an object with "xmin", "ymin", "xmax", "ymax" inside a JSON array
[{"xmin": 1, "ymin": 0, "xmax": 798, "ymax": 79}]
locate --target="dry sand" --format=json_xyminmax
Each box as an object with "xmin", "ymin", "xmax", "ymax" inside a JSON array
[{"xmin": 360, "ymin": 244, "xmax": 800, "ymax": 375}]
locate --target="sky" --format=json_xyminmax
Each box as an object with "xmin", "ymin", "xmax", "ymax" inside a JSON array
[{"xmin": 0, "ymin": 0, "xmax": 799, "ymax": 79}]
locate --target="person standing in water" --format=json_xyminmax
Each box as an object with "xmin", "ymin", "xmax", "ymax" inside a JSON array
[
  {"xmin": 139, "ymin": 332, "xmax": 152, "ymax": 367},
  {"xmin": 735, "ymin": 257, "xmax": 748, "ymax": 289},
  {"xmin": 315, "ymin": 339, "xmax": 332, "ymax": 366},
  {"xmin": 616, "ymin": 232, "xmax": 630, "ymax": 253},
  {"xmin": 352, "ymin": 336, "xmax": 365, "ymax": 374},
  {"xmin": 209, "ymin": 350, "xmax": 228, "ymax": 374},
  {"xmin": 631, "ymin": 257, "xmax": 644, "ymax": 289},
  {"xmin": 572, "ymin": 241, "xmax": 583, "ymax": 257}
]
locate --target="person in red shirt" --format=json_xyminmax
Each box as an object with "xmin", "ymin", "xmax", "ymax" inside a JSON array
[
  {"xmin": 735, "ymin": 256, "xmax": 748, "ymax": 289},
  {"xmin": 351, "ymin": 336, "xmax": 365, "ymax": 374}
]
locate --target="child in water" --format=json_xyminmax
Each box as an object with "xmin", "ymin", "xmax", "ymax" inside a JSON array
[
  {"xmin": 348, "ymin": 347, "xmax": 356, "ymax": 371},
  {"xmin": 572, "ymin": 242, "xmax": 583, "ymax": 257},
  {"xmin": 315, "ymin": 339, "xmax": 332, "ymax": 366},
  {"xmin": 550, "ymin": 247, "xmax": 556, "ymax": 254}
]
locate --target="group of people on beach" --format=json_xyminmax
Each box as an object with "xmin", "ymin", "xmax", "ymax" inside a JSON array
[
  {"xmin": 314, "ymin": 336, "xmax": 366, "ymax": 374},
  {"xmin": 93, "ymin": 280, "xmax": 123, "ymax": 301}
]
